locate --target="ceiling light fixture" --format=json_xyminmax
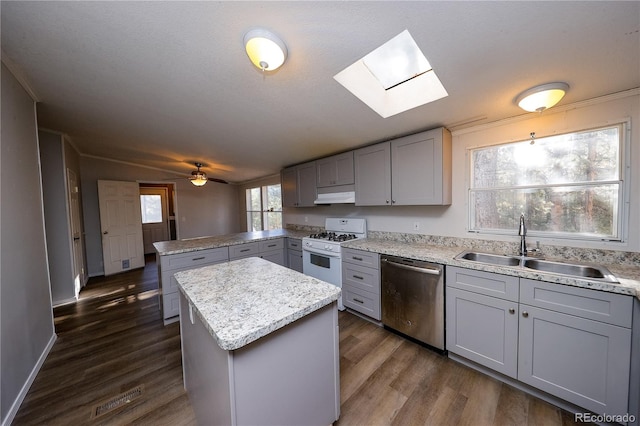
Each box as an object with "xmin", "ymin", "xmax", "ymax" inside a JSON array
[
  {"xmin": 190, "ymin": 163, "xmax": 208, "ymax": 187},
  {"xmin": 243, "ymin": 28, "xmax": 287, "ymax": 72},
  {"xmin": 515, "ymin": 82, "xmax": 569, "ymax": 112}
]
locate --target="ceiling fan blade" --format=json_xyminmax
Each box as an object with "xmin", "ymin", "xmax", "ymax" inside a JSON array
[{"xmin": 208, "ymin": 177, "xmax": 229, "ymax": 184}]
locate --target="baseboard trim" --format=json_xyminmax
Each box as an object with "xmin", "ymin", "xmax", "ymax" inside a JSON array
[
  {"xmin": 2, "ymin": 333, "xmax": 57, "ymax": 426},
  {"xmin": 52, "ymin": 296, "xmax": 77, "ymax": 307}
]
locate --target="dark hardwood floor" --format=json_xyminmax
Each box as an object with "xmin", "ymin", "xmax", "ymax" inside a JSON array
[{"xmin": 14, "ymin": 255, "xmax": 589, "ymax": 425}]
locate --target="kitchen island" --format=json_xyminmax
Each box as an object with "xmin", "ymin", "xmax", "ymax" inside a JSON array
[{"xmin": 174, "ymin": 257, "xmax": 341, "ymax": 426}]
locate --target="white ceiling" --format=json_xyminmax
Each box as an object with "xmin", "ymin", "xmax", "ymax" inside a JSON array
[{"xmin": 2, "ymin": 1, "xmax": 639, "ymax": 183}]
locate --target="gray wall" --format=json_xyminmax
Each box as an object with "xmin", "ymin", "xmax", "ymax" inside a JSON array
[
  {"xmin": 39, "ymin": 131, "xmax": 75, "ymax": 304},
  {"xmin": 1, "ymin": 63, "xmax": 56, "ymax": 424},
  {"xmin": 80, "ymin": 156, "xmax": 241, "ymax": 276}
]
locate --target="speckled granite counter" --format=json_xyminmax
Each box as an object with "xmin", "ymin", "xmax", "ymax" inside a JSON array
[
  {"xmin": 154, "ymin": 229, "xmax": 309, "ymax": 256},
  {"xmin": 174, "ymin": 257, "xmax": 341, "ymax": 350},
  {"xmin": 343, "ymin": 238, "xmax": 640, "ymax": 300}
]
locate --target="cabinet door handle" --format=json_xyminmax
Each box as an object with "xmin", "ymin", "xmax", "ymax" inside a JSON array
[
  {"xmin": 352, "ymin": 256, "xmax": 363, "ymax": 261},
  {"xmin": 509, "ymin": 308, "xmax": 515, "ymax": 314},
  {"xmin": 192, "ymin": 256, "xmax": 205, "ymax": 261},
  {"xmin": 291, "ymin": 243, "xmax": 298, "ymax": 247},
  {"xmin": 352, "ymin": 275, "xmax": 364, "ymax": 280},
  {"xmin": 353, "ymin": 298, "xmax": 364, "ymax": 304},
  {"xmin": 267, "ymin": 244, "xmax": 276, "ymax": 248},
  {"xmin": 240, "ymin": 248, "xmax": 251, "ymax": 252},
  {"xmin": 522, "ymin": 311, "xmax": 529, "ymax": 318}
]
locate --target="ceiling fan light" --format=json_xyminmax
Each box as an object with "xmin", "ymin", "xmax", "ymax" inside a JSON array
[
  {"xmin": 190, "ymin": 172, "xmax": 208, "ymax": 186},
  {"xmin": 516, "ymin": 82, "xmax": 569, "ymax": 112},
  {"xmin": 244, "ymin": 28, "xmax": 287, "ymax": 71}
]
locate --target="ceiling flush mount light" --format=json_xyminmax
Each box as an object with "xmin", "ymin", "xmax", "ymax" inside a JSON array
[
  {"xmin": 516, "ymin": 82, "xmax": 569, "ymax": 113},
  {"xmin": 244, "ymin": 28, "xmax": 287, "ymax": 72},
  {"xmin": 190, "ymin": 163, "xmax": 208, "ymax": 187}
]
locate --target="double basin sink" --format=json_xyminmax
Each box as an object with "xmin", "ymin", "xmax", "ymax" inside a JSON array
[{"xmin": 455, "ymin": 251, "xmax": 619, "ymax": 283}]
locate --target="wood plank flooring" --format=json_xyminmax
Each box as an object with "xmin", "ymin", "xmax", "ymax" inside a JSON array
[{"xmin": 14, "ymin": 256, "xmax": 590, "ymax": 425}]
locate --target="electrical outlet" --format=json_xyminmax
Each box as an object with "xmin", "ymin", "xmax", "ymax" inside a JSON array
[
  {"xmin": 304, "ymin": 216, "xmax": 308, "ymax": 223},
  {"xmin": 413, "ymin": 222, "xmax": 420, "ymax": 231}
]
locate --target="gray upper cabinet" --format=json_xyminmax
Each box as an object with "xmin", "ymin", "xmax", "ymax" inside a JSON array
[
  {"xmin": 354, "ymin": 142, "xmax": 392, "ymax": 206},
  {"xmin": 316, "ymin": 152, "xmax": 354, "ymax": 187},
  {"xmin": 354, "ymin": 127, "xmax": 452, "ymax": 206},
  {"xmin": 282, "ymin": 161, "xmax": 317, "ymax": 207}
]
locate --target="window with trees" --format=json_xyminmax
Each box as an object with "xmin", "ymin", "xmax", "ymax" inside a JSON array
[
  {"xmin": 469, "ymin": 124, "xmax": 625, "ymax": 241},
  {"xmin": 246, "ymin": 184, "xmax": 282, "ymax": 231}
]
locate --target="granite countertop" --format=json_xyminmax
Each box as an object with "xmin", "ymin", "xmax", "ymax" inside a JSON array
[
  {"xmin": 174, "ymin": 257, "xmax": 341, "ymax": 351},
  {"xmin": 153, "ymin": 229, "xmax": 309, "ymax": 256},
  {"xmin": 343, "ymin": 238, "xmax": 640, "ymax": 300}
]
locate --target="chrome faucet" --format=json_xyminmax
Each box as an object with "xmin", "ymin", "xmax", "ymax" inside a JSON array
[{"xmin": 518, "ymin": 214, "xmax": 527, "ymax": 256}]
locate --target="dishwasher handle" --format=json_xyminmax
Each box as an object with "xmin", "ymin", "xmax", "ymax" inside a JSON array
[{"xmin": 381, "ymin": 258, "xmax": 441, "ymax": 275}]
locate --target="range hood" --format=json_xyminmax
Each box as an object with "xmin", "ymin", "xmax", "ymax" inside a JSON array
[{"xmin": 314, "ymin": 191, "xmax": 356, "ymax": 205}]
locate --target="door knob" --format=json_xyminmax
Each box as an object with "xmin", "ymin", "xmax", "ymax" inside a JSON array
[
  {"xmin": 522, "ymin": 311, "xmax": 529, "ymax": 318},
  {"xmin": 509, "ymin": 308, "xmax": 515, "ymax": 314},
  {"xmin": 103, "ymin": 231, "xmax": 108, "ymax": 235}
]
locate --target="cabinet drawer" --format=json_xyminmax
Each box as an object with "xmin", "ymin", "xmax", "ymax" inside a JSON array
[
  {"xmin": 342, "ymin": 248, "xmax": 379, "ymax": 269},
  {"xmin": 287, "ymin": 238, "xmax": 302, "ymax": 251},
  {"xmin": 447, "ymin": 266, "xmax": 519, "ymax": 302},
  {"xmin": 229, "ymin": 242, "xmax": 259, "ymax": 259},
  {"xmin": 260, "ymin": 238, "xmax": 284, "ymax": 252},
  {"xmin": 520, "ymin": 279, "xmax": 633, "ymax": 327},
  {"xmin": 343, "ymin": 285, "xmax": 381, "ymax": 320},
  {"xmin": 161, "ymin": 247, "xmax": 229, "ymax": 271},
  {"xmin": 163, "ymin": 291, "xmax": 180, "ymax": 319},
  {"xmin": 342, "ymin": 263, "xmax": 380, "ymax": 294}
]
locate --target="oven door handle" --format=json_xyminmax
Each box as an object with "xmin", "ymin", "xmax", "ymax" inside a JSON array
[
  {"xmin": 303, "ymin": 246, "xmax": 342, "ymax": 258},
  {"xmin": 381, "ymin": 259, "xmax": 441, "ymax": 275}
]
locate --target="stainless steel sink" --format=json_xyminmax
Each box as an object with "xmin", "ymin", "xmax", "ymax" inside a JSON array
[
  {"xmin": 523, "ymin": 258, "xmax": 618, "ymax": 283},
  {"xmin": 455, "ymin": 251, "xmax": 619, "ymax": 283},
  {"xmin": 455, "ymin": 251, "xmax": 521, "ymax": 266}
]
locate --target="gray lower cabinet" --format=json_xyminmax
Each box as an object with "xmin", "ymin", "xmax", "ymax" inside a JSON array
[
  {"xmin": 342, "ymin": 248, "xmax": 380, "ymax": 320},
  {"xmin": 287, "ymin": 238, "xmax": 303, "ymax": 272},
  {"xmin": 446, "ymin": 286, "xmax": 519, "ymax": 378},
  {"xmin": 158, "ymin": 247, "xmax": 229, "ymax": 323},
  {"xmin": 517, "ymin": 279, "xmax": 632, "ymax": 416},
  {"xmin": 446, "ymin": 266, "xmax": 633, "ymax": 418},
  {"xmin": 229, "ymin": 239, "xmax": 286, "ymax": 266}
]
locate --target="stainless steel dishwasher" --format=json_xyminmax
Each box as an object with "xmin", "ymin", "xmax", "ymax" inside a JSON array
[{"xmin": 381, "ymin": 255, "xmax": 445, "ymax": 351}]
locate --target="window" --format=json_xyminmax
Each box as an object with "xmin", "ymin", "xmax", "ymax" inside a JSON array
[
  {"xmin": 469, "ymin": 124, "xmax": 625, "ymax": 241},
  {"xmin": 246, "ymin": 184, "xmax": 282, "ymax": 231},
  {"xmin": 140, "ymin": 194, "xmax": 163, "ymax": 224}
]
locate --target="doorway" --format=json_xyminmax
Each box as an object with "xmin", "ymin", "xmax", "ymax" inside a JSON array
[{"xmin": 139, "ymin": 183, "xmax": 176, "ymax": 254}]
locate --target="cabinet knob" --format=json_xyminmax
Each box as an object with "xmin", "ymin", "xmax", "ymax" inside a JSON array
[
  {"xmin": 386, "ymin": 200, "xmax": 390, "ymax": 204},
  {"xmin": 509, "ymin": 308, "xmax": 515, "ymax": 314},
  {"xmin": 522, "ymin": 311, "xmax": 529, "ymax": 318}
]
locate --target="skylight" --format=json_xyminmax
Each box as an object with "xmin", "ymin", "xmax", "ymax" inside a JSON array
[{"xmin": 334, "ymin": 30, "xmax": 448, "ymax": 118}]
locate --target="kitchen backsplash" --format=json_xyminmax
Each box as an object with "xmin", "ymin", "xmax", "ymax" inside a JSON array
[{"xmin": 286, "ymin": 224, "xmax": 640, "ymax": 267}]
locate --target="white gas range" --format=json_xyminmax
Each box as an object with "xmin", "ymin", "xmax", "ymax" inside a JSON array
[{"xmin": 302, "ymin": 218, "xmax": 367, "ymax": 310}]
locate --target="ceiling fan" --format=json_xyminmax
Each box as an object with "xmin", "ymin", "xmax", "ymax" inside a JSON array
[{"xmin": 189, "ymin": 163, "xmax": 228, "ymax": 186}]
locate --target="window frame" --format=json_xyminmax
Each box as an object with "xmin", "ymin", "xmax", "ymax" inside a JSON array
[
  {"xmin": 246, "ymin": 184, "xmax": 282, "ymax": 232},
  {"xmin": 466, "ymin": 121, "xmax": 630, "ymax": 243}
]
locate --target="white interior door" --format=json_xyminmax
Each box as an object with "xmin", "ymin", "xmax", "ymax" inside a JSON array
[
  {"xmin": 67, "ymin": 169, "xmax": 85, "ymax": 294},
  {"xmin": 140, "ymin": 187, "xmax": 170, "ymax": 254},
  {"xmin": 98, "ymin": 180, "xmax": 145, "ymax": 275}
]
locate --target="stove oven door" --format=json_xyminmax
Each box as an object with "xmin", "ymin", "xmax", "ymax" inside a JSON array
[{"xmin": 302, "ymin": 247, "xmax": 344, "ymax": 310}]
